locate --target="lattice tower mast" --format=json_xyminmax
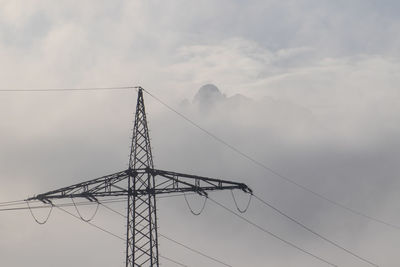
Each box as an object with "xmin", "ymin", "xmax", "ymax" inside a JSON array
[{"xmin": 127, "ymin": 89, "xmax": 158, "ymax": 266}]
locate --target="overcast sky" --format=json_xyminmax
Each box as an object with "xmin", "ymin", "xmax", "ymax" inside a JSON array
[{"xmin": 1, "ymin": 1, "xmax": 400, "ymax": 266}]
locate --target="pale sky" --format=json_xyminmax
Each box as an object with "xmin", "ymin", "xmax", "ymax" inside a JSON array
[{"xmin": 1, "ymin": 1, "xmax": 400, "ymax": 266}]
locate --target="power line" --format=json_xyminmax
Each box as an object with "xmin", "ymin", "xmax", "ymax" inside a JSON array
[
  {"xmin": 55, "ymin": 204, "xmax": 126, "ymax": 240},
  {"xmin": 0, "ymin": 199, "xmax": 37, "ymax": 207},
  {"xmin": 54, "ymin": 204, "xmax": 188, "ymax": 267},
  {"xmin": 253, "ymin": 194, "xmax": 378, "ymax": 267},
  {"xmin": 142, "ymin": 87, "xmax": 400, "ymax": 231},
  {"xmin": 0, "ymin": 86, "xmax": 137, "ymax": 92},
  {"xmin": 5, "ymin": 196, "xmax": 361, "ymax": 266},
  {"xmin": 161, "ymin": 256, "xmax": 189, "ymax": 267},
  {"xmin": 99, "ymin": 201, "xmax": 234, "ymax": 267},
  {"xmin": 1, "ymin": 86, "xmax": 397, "ymax": 231},
  {"xmin": 0, "ymin": 85, "xmax": 389, "ymax": 264},
  {"xmin": 6, "ymin": 197, "xmax": 230, "ymax": 266},
  {"xmin": 0, "ymin": 198, "xmax": 125, "ymax": 212},
  {"xmin": 1, "ymin": 85, "xmax": 342, "ymax": 266},
  {"xmin": 3, "ymin": 86, "xmax": 393, "ymax": 225},
  {"xmin": 160, "ymin": 234, "xmax": 231, "ymax": 267},
  {"xmin": 208, "ymin": 197, "xmax": 338, "ymax": 267},
  {"xmin": 0, "ymin": 199, "xmax": 28, "ymax": 205},
  {"xmin": 0, "ymin": 193, "xmax": 194, "ymax": 212}
]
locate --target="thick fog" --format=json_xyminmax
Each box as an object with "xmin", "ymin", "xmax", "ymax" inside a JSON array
[{"xmin": 1, "ymin": 1, "xmax": 400, "ymax": 266}]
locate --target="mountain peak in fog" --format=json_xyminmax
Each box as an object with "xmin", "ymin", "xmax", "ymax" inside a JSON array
[{"xmin": 193, "ymin": 84, "xmax": 224, "ymax": 107}]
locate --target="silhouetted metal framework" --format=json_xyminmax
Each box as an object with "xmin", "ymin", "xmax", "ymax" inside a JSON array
[{"xmin": 28, "ymin": 87, "xmax": 252, "ymax": 267}]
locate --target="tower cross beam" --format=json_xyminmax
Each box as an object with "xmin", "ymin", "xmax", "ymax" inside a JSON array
[
  {"xmin": 27, "ymin": 168, "xmax": 251, "ymax": 201},
  {"xmin": 27, "ymin": 87, "xmax": 252, "ymax": 267}
]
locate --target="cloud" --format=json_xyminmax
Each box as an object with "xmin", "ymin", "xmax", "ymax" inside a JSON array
[
  {"xmin": 149, "ymin": 81, "xmax": 400, "ymax": 266},
  {"xmin": 1, "ymin": 1, "xmax": 400, "ymax": 266}
]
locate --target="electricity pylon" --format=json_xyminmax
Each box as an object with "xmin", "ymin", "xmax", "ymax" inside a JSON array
[{"xmin": 27, "ymin": 87, "xmax": 252, "ymax": 267}]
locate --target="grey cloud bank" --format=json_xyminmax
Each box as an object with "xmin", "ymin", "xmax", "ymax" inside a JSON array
[{"xmin": 1, "ymin": 1, "xmax": 400, "ymax": 266}]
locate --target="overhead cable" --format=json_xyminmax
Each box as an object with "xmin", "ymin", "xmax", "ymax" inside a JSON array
[
  {"xmin": 54, "ymin": 204, "xmax": 188, "ymax": 267},
  {"xmin": 142, "ymin": 87, "xmax": 400, "ymax": 231},
  {"xmin": 208, "ymin": 197, "xmax": 337, "ymax": 267},
  {"xmin": 0, "ymin": 194, "xmax": 193, "ymax": 212},
  {"xmin": 0, "ymin": 86, "xmax": 137, "ymax": 92},
  {"xmin": 1, "ymin": 86, "xmax": 398, "ymax": 230},
  {"xmin": 253, "ymin": 194, "xmax": 379, "ymax": 267},
  {"xmin": 99, "ymin": 201, "xmax": 233, "ymax": 267},
  {"xmin": 0, "ymin": 199, "xmax": 28, "ymax": 206},
  {"xmin": 160, "ymin": 233, "xmax": 232, "ymax": 267}
]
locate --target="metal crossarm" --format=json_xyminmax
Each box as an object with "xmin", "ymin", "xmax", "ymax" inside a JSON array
[
  {"xmin": 27, "ymin": 170, "xmax": 130, "ymax": 202},
  {"xmin": 152, "ymin": 169, "xmax": 252, "ymax": 195},
  {"xmin": 27, "ymin": 168, "xmax": 251, "ymax": 201},
  {"xmin": 27, "ymin": 87, "xmax": 252, "ymax": 267}
]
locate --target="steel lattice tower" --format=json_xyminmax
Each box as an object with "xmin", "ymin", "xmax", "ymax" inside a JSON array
[
  {"xmin": 127, "ymin": 89, "xmax": 158, "ymax": 266},
  {"xmin": 28, "ymin": 87, "xmax": 252, "ymax": 267}
]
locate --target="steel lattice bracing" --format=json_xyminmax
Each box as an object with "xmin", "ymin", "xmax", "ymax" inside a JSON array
[
  {"xmin": 126, "ymin": 89, "xmax": 159, "ymax": 266},
  {"xmin": 27, "ymin": 87, "xmax": 252, "ymax": 267}
]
